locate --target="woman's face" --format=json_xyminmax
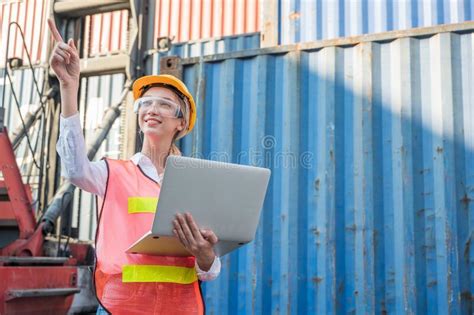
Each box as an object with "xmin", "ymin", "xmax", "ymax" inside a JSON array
[{"xmin": 138, "ymin": 86, "xmax": 185, "ymax": 140}]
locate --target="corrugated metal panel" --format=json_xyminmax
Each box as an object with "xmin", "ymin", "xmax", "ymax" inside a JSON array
[
  {"xmin": 151, "ymin": 32, "xmax": 261, "ymax": 71},
  {"xmin": 154, "ymin": 0, "xmax": 260, "ymax": 43},
  {"xmin": 166, "ymin": 32, "xmax": 260, "ymax": 58},
  {"xmin": 0, "ymin": 1, "xmax": 128, "ymax": 60},
  {"xmin": 0, "ymin": 66, "xmax": 47, "ymax": 215},
  {"xmin": 0, "ymin": 0, "xmax": 50, "ymax": 65},
  {"xmin": 85, "ymin": 10, "xmax": 129, "ymax": 57},
  {"xmin": 174, "ymin": 24, "xmax": 474, "ymax": 314},
  {"xmin": 0, "ymin": 66, "xmax": 46, "ymax": 167},
  {"xmin": 72, "ymin": 73, "xmax": 125, "ymax": 241},
  {"xmin": 279, "ymin": 0, "xmax": 474, "ymax": 44},
  {"xmin": 5, "ymin": 0, "xmax": 473, "ymax": 64},
  {"xmin": 0, "ymin": 67, "xmax": 46, "ymax": 131},
  {"xmin": 1, "ymin": 0, "xmax": 257, "ymax": 61}
]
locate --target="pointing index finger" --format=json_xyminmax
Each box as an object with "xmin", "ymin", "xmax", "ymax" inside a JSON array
[{"xmin": 48, "ymin": 18, "xmax": 63, "ymax": 42}]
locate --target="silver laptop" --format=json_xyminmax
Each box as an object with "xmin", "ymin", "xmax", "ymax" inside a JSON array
[{"xmin": 126, "ymin": 155, "xmax": 271, "ymax": 257}]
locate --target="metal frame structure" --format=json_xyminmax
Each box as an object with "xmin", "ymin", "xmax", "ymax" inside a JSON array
[
  {"xmin": 42, "ymin": 0, "xmax": 149, "ymax": 235},
  {"xmin": 0, "ymin": 1, "xmax": 159, "ymax": 313}
]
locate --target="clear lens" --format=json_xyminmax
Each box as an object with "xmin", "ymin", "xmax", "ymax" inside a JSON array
[{"xmin": 134, "ymin": 96, "xmax": 182, "ymax": 118}]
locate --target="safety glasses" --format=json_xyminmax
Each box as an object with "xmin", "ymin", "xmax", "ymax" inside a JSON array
[{"xmin": 133, "ymin": 96, "xmax": 183, "ymax": 118}]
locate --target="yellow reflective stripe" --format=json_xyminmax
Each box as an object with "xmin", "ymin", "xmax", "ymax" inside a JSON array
[
  {"xmin": 127, "ymin": 197, "xmax": 158, "ymax": 214},
  {"xmin": 122, "ymin": 265, "xmax": 198, "ymax": 284}
]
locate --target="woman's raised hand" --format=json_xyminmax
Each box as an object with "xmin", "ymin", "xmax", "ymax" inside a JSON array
[{"xmin": 48, "ymin": 18, "xmax": 80, "ymax": 87}]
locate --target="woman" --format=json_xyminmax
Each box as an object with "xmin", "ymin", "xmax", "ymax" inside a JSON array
[{"xmin": 48, "ymin": 19, "xmax": 220, "ymax": 314}]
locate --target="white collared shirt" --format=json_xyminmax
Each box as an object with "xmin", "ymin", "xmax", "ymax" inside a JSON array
[{"xmin": 56, "ymin": 112, "xmax": 221, "ymax": 281}]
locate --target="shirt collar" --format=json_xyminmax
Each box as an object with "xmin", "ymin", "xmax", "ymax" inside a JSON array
[
  {"xmin": 130, "ymin": 152, "xmax": 145, "ymax": 165},
  {"xmin": 130, "ymin": 152, "xmax": 164, "ymax": 184}
]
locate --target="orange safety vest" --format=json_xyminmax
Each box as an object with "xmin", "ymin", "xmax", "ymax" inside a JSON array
[{"xmin": 94, "ymin": 159, "xmax": 204, "ymax": 314}]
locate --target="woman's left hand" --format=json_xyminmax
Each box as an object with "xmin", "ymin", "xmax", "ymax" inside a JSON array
[{"xmin": 173, "ymin": 212, "xmax": 218, "ymax": 271}]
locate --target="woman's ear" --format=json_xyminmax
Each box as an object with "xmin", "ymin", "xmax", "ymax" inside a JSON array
[{"xmin": 177, "ymin": 118, "xmax": 185, "ymax": 131}]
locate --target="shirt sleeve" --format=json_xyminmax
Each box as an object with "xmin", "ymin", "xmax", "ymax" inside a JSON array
[
  {"xmin": 195, "ymin": 256, "xmax": 221, "ymax": 281},
  {"xmin": 56, "ymin": 113, "xmax": 107, "ymax": 197}
]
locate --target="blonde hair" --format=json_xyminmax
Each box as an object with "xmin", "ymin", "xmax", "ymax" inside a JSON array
[
  {"xmin": 169, "ymin": 143, "xmax": 182, "ymax": 156},
  {"xmin": 168, "ymin": 89, "xmax": 191, "ymax": 156}
]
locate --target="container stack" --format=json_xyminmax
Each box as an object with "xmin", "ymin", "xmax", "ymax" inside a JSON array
[{"xmin": 0, "ymin": 1, "xmax": 472, "ymax": 314}]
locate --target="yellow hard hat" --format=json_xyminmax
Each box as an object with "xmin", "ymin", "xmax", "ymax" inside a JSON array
[{"xmin": 132, "ymin": 74, "xmax": 196, "ymax": 133}]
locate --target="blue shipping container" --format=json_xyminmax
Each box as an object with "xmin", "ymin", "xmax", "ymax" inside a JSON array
[
  {"xmin": 163, "ymin": 22, "xmax": 474, "ymax": 314},
  {"xmin": 278, "ymin": 0, "xmax": 474, "ymax": 44},
  {"xmin": 151, "ymin": 32, "xmax": 261, "ymax": 73}
]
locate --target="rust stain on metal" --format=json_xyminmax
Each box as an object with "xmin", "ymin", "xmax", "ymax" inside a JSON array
[
  {"xmin": 460, "ymin": 193, "xmax": 472, "ymax": 207},
  {"xmin": 289, "ymin": 12, "xmax": 301, "ymax": 20},
  {"xmin": 416, "ymin": 208, "xmax": 425, "ymax": 216},
  {"xmin": 461, "ymin": 291, "xmax": 474, "ymax": 301},
  {"xmin": 419, "ymin": 168, "xmax": 431, "ymax": 174},
  {"xmin": 337, "ymin": 281, "xmax": 344, "ymax": 293},
  {"xmin": 464, "ymin": 235, "xmax": 471, "ymax": 260},
  {"xmin": 380, "ymin": 300, "xmax": 387, "ymax": 315},
  {"xmin": 314, "ymin": 179, "xmax": 320, "ymax": 191},
  {"xmin": 312, "ymin": 277, "xmax": 323, "ymax": 284},
  {"xmin": 400, "ymin": 145, "xmax": 406, "ymax": 154}
]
